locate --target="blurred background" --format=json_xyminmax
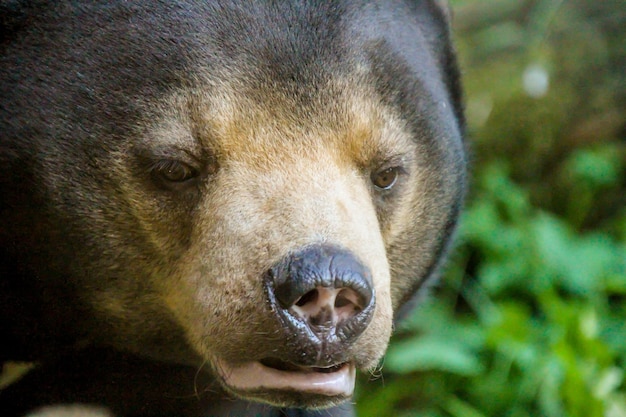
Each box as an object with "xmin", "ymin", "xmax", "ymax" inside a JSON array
[{"xmin": 355, "ymin": 0, "xmax": 625, "ymax": 416}]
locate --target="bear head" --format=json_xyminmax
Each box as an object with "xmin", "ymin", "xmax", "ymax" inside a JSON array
[{"xmin": 0, "ymin": 0, "xmax": 466, "ymax": 410}]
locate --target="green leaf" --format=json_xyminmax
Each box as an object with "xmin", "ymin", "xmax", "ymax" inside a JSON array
[{"xmin": 385, "ymin": 336, "xmax": 484, "ymax": 376}]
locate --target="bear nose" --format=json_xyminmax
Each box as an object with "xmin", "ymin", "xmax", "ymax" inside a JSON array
[{"xmin": 266, "ymin": 244, "xmax": 375, "ymax": 344}]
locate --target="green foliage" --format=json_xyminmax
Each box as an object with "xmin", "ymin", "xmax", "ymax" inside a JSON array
[
  {"xmin": 357, "ymin": 163, "xmax": 625, "ymax": 417},
  {"xmin": 355, "ymin": 0, "xmax": 625, "ymax": 415}
]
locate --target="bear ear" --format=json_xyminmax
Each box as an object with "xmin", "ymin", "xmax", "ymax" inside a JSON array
[
  {"xmin": 415, "ymin": 0, "xmax": 465, "ymax": 132},
  {"xmin": 422, "ymin": 0, "xmax": 455, "ymax": 28},
  {"xmin": 431, "ymin": 0, "xmax": 453, "ymax": 23}
]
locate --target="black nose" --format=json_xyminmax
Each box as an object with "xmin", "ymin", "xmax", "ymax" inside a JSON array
[{"xmin": 266, "ymin": 244, "xmax": 375, "ymax": 345}]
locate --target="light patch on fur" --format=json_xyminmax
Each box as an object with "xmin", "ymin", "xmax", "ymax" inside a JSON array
[
  {"xmin": 94, "ymin": 58, "xmax": 460, "ymax": 404},
  {"xmin": 142, "ymin": 72, "xmax": 408, "ymax": 373}
]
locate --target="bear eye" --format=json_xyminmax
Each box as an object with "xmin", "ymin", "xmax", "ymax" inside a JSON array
[
  {"xmin": 152, "ymin": 159, "xmax": 198, "ymax": 184},
  {"xmin": 371, "ymin": 167, "xmax": 400, "ymax": 190}
]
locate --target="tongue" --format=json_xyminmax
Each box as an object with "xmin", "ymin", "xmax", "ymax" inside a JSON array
[{"xmin": 215, "ymin": 359, "xmax": 356, "ymax": 396}]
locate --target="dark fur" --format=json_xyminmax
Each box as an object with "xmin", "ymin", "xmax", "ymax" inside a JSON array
[{"xmin": 0, "ymin": 1, "xmax": 466, "ymax": 416}]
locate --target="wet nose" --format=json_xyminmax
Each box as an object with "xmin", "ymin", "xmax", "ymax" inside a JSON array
[{"xmin": 266, "ymin": 244, "xmax": 375, "ymax": 343}]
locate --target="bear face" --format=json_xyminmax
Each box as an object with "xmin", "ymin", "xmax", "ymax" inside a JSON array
[{"xmin": 0, "ymin": 0, "xmax": 466, "ymax": 413}]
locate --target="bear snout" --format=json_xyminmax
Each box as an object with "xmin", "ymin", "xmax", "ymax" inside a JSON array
[{"xmin": 265, "ymin": 244, "xmax": 376, "ymax": 361}]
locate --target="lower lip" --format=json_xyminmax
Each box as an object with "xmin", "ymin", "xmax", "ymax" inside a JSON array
[{"xmin": 214, "ymin": 359, "xmax": 356, "ymax": 396}]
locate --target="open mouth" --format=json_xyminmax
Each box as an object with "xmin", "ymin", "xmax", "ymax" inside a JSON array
[
  {"xmin": 214, "ymin": 357, "xmax": 356, "ymax": 397},
  {"xmin": 259, "ymin": 357, "xmax": 346, "ymax": 374}
]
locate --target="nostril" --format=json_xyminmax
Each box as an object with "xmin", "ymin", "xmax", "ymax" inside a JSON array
[
  {"xmin": 289, "ymin": 286, "xmax": 366, "ymax": 328},
  {"xmin": 335, "ymin": 288, "xmax": 363, "ymax": 311},
  {"xmin": 295, "ymin": 289, "xmax": 318, "ymax": 307},
  {"xmin": 334, "ymin": 288, "xmax": 364, "ymax": 324}
]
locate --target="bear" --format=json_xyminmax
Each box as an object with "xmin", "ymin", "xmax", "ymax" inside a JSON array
[{"xmin": 0, "ymin": 1, "xmax": 466, "ymax": 416}]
